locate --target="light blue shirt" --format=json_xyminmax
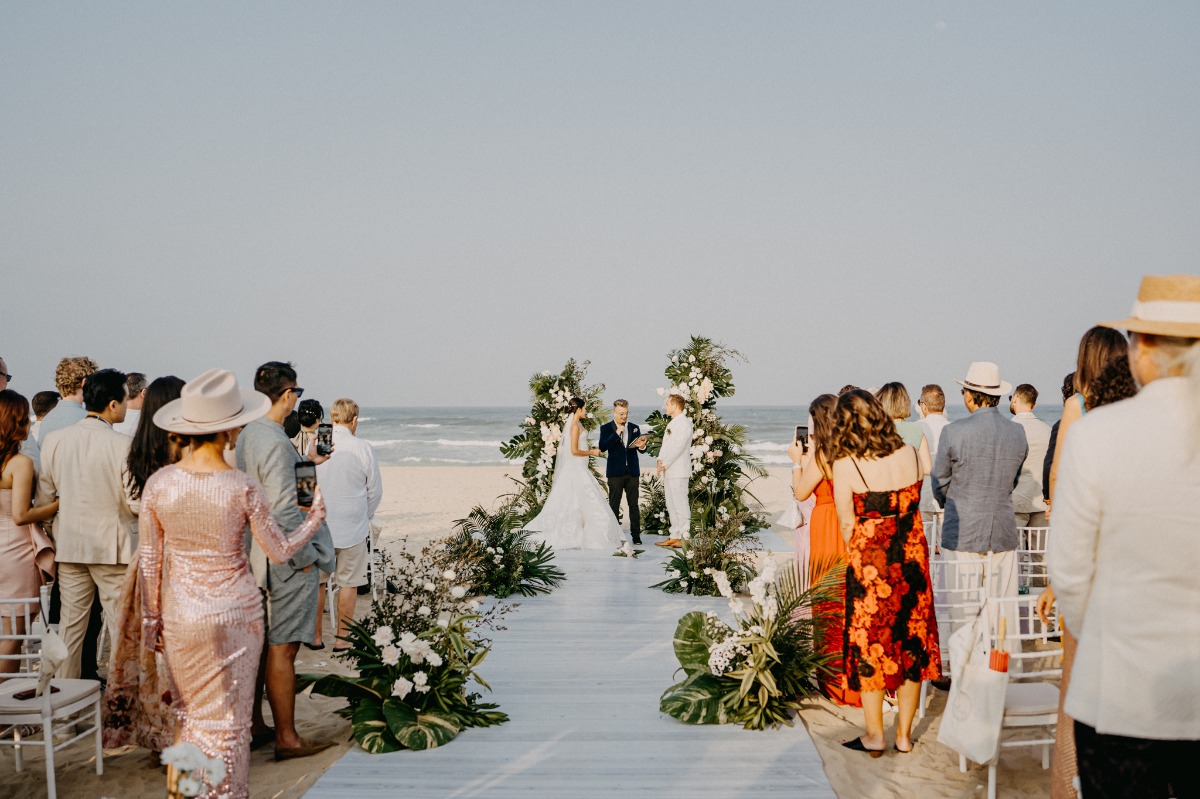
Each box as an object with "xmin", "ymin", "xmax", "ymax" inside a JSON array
[{"xmin": 36, "ymin": 399, "xmax": 85, "ymax": 445}]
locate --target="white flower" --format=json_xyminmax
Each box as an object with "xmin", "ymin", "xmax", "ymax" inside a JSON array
[
  {"xmin": 161, "ymin": 742, "xmax": 206, "ymax": 773},
  {"xmin": 688, "ymin": 355, "xmax": 696, "ymax": 362},
  {"xmin": 417, "ymin": 605, "xmax": 431, "ymax": 617},
  {"xmin": 690, "ymin": 571, "xmax": 698, "ymax": 578},
  {"xmin": 412, "ymin": 671, "xmax": 428, "ymax": 687},
  {"xmin": 380, "ymin": 644, "xmax": 401, "ymax": 666},
  {"xmin": 443, "ymin": 569, "xmax": 456, "ymax": 581},
  {"xmin": 496, "ymin": 547, "xmax": 504, "ymax": 554},
  {"xmin": 729, "ymin": 598, "xmax": 746, "ymax": 615},
  {"xmin": 542, "ymin": 370, "xmax": 552, "ymax": 376},
  {"xmin": 450, "ymin": 586, "xmax": 467, "ymax": 599},
  {"xmin": 437, "ymin": 613, "xmax": 452, "ymax": 628},
  {"xmin": 468, "ymin": 599, "xmax": 481, "ymax": 611},
  {"xmin": 177, "ymin": 776, "xmax": 202, "ymax": 797},
  {"xmin": 426, "ymin": 650, "xmax": 444, "ymax": 668},
  {"xmin": 679, "ymin": 581, "xmax": 689, "ymax": 589},
  {"xmin": 525, "ymin": 416, "xmax": 535, "ymax": 425},
  {"xmin": 422, "ymin": 581, "xmax": 435, "ymax": 591},
  {"xmin": 486, "ymin": 546, "xmax": 496, "ymax": 554},
  {"xmin": 493, "ymin": 555, "xmax": 503, "ymax": 564},
  {"xmin": 369, "ymin": 623, "xmax": 393, "ymax": 647},
  {"xmin": 391, "ymin": 677, "xmax": 413, "ymax": 699},
  {"xmin": 656, "ymin": 387, "xmax": 666, "ymax": 396},
  {"xmin": 415, "ymin": 683, "xmax": 431, "ymax": 693},
  {"xmin": 705, "ymin": 435, "xmax": 713, "ymax": 445},
  {"xmin": 204, "ymin": 755, "xmax": 226, "ymax": 787}
]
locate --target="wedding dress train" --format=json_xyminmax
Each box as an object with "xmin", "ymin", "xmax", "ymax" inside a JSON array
[{"xmin": 525, "ymin": 416, "xmax": 624, "ymax": 550}]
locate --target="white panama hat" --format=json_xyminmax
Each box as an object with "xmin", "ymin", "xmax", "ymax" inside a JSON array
[
  {"xmin": 153, "ymin": 368, "xmax": 271, "ymax": 434},
  {"xmin": 1103, "ymin": 274, "xmax": 1200, "ymax": 339},
  {"xmin": 954, "ymin": 361, "xmax": 1012, "ymax": 397}
]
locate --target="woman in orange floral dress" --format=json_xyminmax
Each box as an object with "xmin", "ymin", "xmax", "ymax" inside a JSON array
[
  {"xmin": 830, "ymin": 390, "xmax": 941, "ymax": 756},
  {"xmin": 788, "ymin": 393, "xmax": 860, "ymax": 707}
]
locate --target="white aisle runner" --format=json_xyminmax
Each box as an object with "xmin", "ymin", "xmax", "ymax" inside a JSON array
[{"xmin": 305, "ymin": 547, "xmax": 836, "ymax": 798}]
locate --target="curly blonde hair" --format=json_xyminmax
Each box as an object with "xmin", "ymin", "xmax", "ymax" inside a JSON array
[
  {"xmin": 54, "ymin": 356, "xmax": 98, "ymax": 397},
  {"xmin": 831, "ymin": 389, "xmax": 906, "ymax": 461}
]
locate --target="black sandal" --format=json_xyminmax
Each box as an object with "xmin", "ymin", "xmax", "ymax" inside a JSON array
[
  {"xmin": 842, "ymin": 737, "xmax": 884, "ymax": 758},
  {"xmin": 894, "ymin": 741, "xmax": 916, "ymax": 754}
]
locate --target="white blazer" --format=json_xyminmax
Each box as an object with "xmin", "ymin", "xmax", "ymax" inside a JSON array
[
  {"xmin": 659, "ymin": 414, "xmax": 694, "ymax": 480},
  {"xmin": 1048, "ymin": 377, "xmax": 1200, "ymax": 739}
]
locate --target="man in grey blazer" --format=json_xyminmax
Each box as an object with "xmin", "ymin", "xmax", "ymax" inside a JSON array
[
  {"xmin": 37, "ymin": 368, "xmax": 137, "ymax": 679},
  {"xmin": 237, "ymin": 361, "xmax": 337, "ymax": 760},
  {"xmin": 932, "ymin": 362, "xmax": 1028, "ymax": 602}
]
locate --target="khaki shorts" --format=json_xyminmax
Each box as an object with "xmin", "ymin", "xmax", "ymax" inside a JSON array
[{"xmin": 322, "ymin": 539, "xmax": 369, "ymax": 588}]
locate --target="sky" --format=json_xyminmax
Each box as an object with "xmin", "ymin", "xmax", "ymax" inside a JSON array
[{"xmin": 3, "ymin": 3, "xmax": 1197, "ymax": 408}]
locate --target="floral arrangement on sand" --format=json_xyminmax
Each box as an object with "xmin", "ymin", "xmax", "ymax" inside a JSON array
[
  {"xmin": 298, "ymin": 547, "xmax": 510, "ymax": 752},
  {"xmin": 161, "ymin": 742, "xmax": 226, "ymax": 798},
  {"xmin": 659, "ymin": 554, "xmax": 844, "ymax": 730},
  {"xmin": 440, "ymin": 505, "xmax": 566, "ymax": 598},
  {"xmin": 639, "ymin": 336, "xmax": 769, "ymax": 539},
  {"xmin": 499, "ymin": 359, "xmax": 609, "ymax": 520}
]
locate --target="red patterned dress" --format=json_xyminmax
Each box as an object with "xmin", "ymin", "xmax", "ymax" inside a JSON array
[{"xmin": 844, "ymin": 460, "xmax": 941, "ymax": 693}]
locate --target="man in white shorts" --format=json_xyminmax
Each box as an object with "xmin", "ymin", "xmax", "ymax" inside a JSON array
[{"xmin": 316, "ymin": 397, "xmax": 383, "ymax": 651}]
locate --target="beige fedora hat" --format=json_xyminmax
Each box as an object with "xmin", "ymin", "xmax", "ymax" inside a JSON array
[
  {"xmin": 955, "ymin": 361, "xmax": 1012, "ymax": 397},
  {"xmin": 153, "ymin": 368, "xmax": 271, "ymax": 434},
  {"xmin": 1103, "ymin": 274, "xmax": 1200, "ymax": 338}
]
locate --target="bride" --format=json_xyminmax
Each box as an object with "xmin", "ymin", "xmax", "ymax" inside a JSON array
[{"xmin": 525, "ymin": 397, "xmax": 625, "ymax": 550}]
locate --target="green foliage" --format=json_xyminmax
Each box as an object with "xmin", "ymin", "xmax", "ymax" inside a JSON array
[
  {"xmin": 651, "ymin": 506, "xmax": 761, "ymax": 595},
  {"xmin": 659, "ymin": 556, "xmax": 846, "ymax": 731},
  {"xmin": 639, "ymin": 337, "xmax": 770, "ymax": 541},
  {"xmin": 297, "ymin": 548, "xmax": 510, "ymax": 753},
  {"xmin": 499, "ymin": 359, "xmax": 610, "ymax": 520},
  {"xmin": 442, "ymin": 505, "xmax": 566, "ymax": 598}
]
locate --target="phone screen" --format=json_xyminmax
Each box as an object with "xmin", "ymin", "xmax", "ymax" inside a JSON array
[
  {"xmin": 795, "ymin": 425, "xmax": 808, "ymax": 443},
  {"xmin": 295, "ymin": 461, "xmax": 317, "ymax": 508},
  {"xmin": 317, "ymin": 423, "xmax": 333, "ymax": 456}
]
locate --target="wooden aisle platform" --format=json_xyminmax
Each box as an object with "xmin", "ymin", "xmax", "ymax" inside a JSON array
[{"xmin": 305, "ymin": 546, "xmax": 836, "ymax": 798}]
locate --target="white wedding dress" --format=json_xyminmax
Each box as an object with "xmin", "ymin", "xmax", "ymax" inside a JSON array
[{"xmin": 524, "ymin": 416, "xmax": 625, "ymax": 550}]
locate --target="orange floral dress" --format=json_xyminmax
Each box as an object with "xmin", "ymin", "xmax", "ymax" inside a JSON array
[
  {"xmin": 809, "ymin": 479, "xmax": 861, "ymax": 707},
  {"xmin": 844, "ymin": 469, "xmax": 941, "ymax": 693}
]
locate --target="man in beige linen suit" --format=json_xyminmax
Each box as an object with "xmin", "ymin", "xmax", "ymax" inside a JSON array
[{"xmin": 37, "ymin": 368, "xmax": 138, "ymax": 679}]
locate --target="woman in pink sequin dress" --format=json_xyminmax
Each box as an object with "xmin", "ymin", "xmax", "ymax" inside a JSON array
[{"xmin": 138, "ymin": 369, "xmax": 326, "ymax": 799}]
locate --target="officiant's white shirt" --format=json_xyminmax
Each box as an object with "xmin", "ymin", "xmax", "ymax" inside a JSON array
[{"xmin": 1048, "ymin": 377, "xmax": 1200, "ymax": 740}]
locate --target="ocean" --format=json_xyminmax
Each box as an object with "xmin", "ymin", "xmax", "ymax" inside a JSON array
[{"xmin": 357, "ymin": 405, "xmax": 1064, "ymax": 467}]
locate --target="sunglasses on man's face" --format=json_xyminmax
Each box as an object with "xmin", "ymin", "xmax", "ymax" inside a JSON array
[
  {"xmin": 0, "ymin": 373, "xmax": 11, "ymax": 381},
  {"xmin": 288, "ymin": 387, "xmax": 305, "ymax": 398}
]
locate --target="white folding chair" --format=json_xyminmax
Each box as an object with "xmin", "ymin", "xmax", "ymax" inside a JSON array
[
  {"xmin": 922, "ymin": 509, "xmax": 943, "ymax": 553},
  {"xmin": 0, "ymin": 586, "xmax": 103, "ymax": 799},
  {"xmin": 366, "ymin": 526, "xmax": 383, "ymax": 601},
  {"xmin": 960, "ymin": 593, "xmax": 1063, "ymax": 799},
  {"xmin": 920, "ymin": 552, "xmax": 989, "ymax": 718},
  {"xmin": 1016, "ymin": 526, "xmax": 1050, "ymax": 595}
]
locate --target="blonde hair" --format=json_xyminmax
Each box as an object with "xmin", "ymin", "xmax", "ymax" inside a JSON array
[
  {"xmin": 54, "ymin": 356, "xmax": 98, "ymax": 397},
  {"xmin": 330, "ymin": 397, "xmax": 359, "ymax": 424},
  {"xmin": 875, "ymin": 382, "xmax": 912, "ymax": 420},
  {"xmin": 666, "ymin": 394, "xmax": 686, "ymax": 411}
]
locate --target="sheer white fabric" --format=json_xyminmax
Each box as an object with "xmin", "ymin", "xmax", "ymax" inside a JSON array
[{"xmin": 525, "ymin": 415, "xmax": 624, "ymax": 550}]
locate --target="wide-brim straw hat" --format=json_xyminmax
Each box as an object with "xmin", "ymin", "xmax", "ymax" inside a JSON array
[
  {"xmin": 955, "ymin": 361, "xmax": 1012, "ymax": 397},
  {"xmin": 1103, "ymin": 274, "xmax": 1200, "ymax": 338},
  {"xmin": 153, "ymin": 368, "xmax": 271, "ymax": 434}
]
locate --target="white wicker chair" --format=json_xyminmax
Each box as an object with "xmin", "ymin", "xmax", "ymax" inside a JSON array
[{"xmin": 920, "ymin": 551, "xmax": 989, "ymax": 718}]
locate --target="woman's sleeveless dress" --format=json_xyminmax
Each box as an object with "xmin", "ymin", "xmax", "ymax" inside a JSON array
[
  {"xmin": 808, "ymin": 478, "xmax": 861, "ymax": 707},
  {"xmin": 844, "ymin": 455, "xmax": 941, "ymax": 693}
]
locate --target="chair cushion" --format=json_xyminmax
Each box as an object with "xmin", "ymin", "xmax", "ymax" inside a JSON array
[
  {"xmin": 0, "ymin": 678, "xmax": 101, "ymax": 714},
  {"xmin": 1004, "ymin": 681, "xmax": 1060, "ymax": 716}
]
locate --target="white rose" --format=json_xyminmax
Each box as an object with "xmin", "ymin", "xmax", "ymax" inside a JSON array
[
  {"xmin": 422, "ymin": 582, "xmax": 435, "ymax": 592},
  {"xmin": 450, "ymin": 586, "xmax": 467, "ymax": 599},
  {"xmin": 426, "ymin": 650, "xmax": 444, "ymax": 668},
  {"xmin": 417, "ymin": 605, "xmax": 431, "ymax": 617},
  {"xmin": 380, "ymin": 645, "xmax": 401, "ymax": 666},
  {"xmin": 391, "ymin": 677, "xmax": 413, "ymax": 699},
  {"xmin": 688, "ymin": 355, "xmax": 696, "ymax": 362},
  {"xmin": 204, "ymin": 755, "xmax": 226, "ymax": 787},
  {"xmin": 177, "ymin": 776, "xmax": 202, "ymax": 797},
  {"xmin": 443, "ymin": 569, "xmax": 456, "ymax": 581},
  {"xmin": 679, "ymin": 581, "xmax": 689, "ymax": 589},
  {"xmin": 371, "ymin": 626, "xmax": 394, "ymax": 648},
  {"xmin": 412, "ymin": 671, "xmax": 428, "ymax": 686}
]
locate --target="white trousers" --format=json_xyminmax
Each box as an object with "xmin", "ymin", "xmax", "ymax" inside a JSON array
[{"xmin": 664, "ymin": 478, "xmax": 691, "ymax": 540}]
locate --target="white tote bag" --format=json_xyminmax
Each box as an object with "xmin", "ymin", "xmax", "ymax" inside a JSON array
[{"xmin": 937, "ymin": 605, "xmax": 1008, "ymax": 764}]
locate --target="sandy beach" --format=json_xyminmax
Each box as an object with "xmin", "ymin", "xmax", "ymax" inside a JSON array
[{"xmin": 0, "ymin": 465, "xmax": 1049, "ymax": 798}]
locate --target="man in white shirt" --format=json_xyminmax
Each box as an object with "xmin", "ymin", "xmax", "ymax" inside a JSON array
[
  {"xmin": 1048, "ymin": 274, "xmax": 1200, "ymax": 796},
  {"xmin": 113, "ymin": 372, "xmax": 147, "ymax": 435},
  {"xmin": 315, "ymin": 398, "xmax": 382, "ymax": 649},
  {"xmin": 917, "ymin": 384, "xmax": 950, "ymax": 527},
  {"xmin": 655, "ymin": 394, "xmax": 693, "ymax": 549},
  {"xmin": 1008, "ymin": 383, "xmax": 1051, "ymax": 528}
]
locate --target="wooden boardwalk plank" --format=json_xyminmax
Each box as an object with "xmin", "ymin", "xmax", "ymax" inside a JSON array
[{"xmin": 306, "ymin": 546, "xmax": 836, "ymax": 798}]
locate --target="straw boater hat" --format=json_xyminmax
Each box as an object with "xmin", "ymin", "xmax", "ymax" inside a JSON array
[
  {"xmin": 153, "ymin": 368, "xmax": 271, "ymax": 434},
  {"xmin": 955, "ymin": 361, "xmax": 1011, "ymax": 397},
  {"xmin": 1103, "ymin": 274, "xmax": 1200, "ymax": 339}
]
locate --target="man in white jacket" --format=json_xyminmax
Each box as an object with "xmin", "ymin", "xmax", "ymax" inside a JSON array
[{"xmin": 655, "ymin": 394, "xmax": 693, "ymax": 549}]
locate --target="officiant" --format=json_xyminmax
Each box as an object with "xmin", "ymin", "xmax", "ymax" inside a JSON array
[{"xmin": 598, "ymin": 399, "xmax": 648, "ymax": 545}]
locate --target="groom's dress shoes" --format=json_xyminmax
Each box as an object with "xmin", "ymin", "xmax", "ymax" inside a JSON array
[
  {"xmin": 655, "ymin": 539, "xmax": 673, "ymax": 547},
  {"xmin": 657, "ymin": 538, "xmax": 683, "ymax": 548}
]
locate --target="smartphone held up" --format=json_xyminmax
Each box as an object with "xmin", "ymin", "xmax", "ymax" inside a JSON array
[
  {"xmin": 316, "ymin": 423, "xmax": 333, "ymax": 457},
  {"xmin": 295, "ymin": 461, "xmax": 317, "ymax": 508},
  {"xmin": 795, "ymin": 424, "xmax": 809, "ymax": 454}
]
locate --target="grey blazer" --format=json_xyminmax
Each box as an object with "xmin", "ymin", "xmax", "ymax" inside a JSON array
[
  {"xmin": 931, "ymin": 406, "xmax": 1027, "ymax": 553},
  {"xmin": 236, "ymin": 416, "xmax": 336, "ymax": 587}
]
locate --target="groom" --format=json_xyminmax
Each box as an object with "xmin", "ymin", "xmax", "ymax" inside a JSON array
[{"xmin": 598, "ymin": 399, "xmax": 648, "ymax": 545}]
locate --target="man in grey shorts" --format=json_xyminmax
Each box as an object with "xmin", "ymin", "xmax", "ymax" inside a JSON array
[{"xmin": 238, "ymin": 360, "xmax": 337, "ymax": 760}]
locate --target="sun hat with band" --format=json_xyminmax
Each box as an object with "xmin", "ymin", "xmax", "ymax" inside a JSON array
[
  {"xmin": 1103, "ymin": 274, "xmax": 1200, "ymax": 339},
  {"xmin": 955, "ymin": 361, "xmax": 1012, "ymax": 397},
  {"xmin": 153, "ymin": 368, "xmax": 271, "ymax": 434}
]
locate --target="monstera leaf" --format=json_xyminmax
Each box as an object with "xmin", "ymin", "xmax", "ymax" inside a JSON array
[
  {"xmin": 383, "ymin": 699, "xmax": 461, "ymax": 750},
  {"xmin": 352, "ymin": 701, "xmax": 402, "ymax": 753},
  {"xmin": 659, "ymin": 672, "xmax": 729, "ymax": 725},
  {"xmin": 673, "ymin": 611, "xmax": 717, "ymax": 677}
]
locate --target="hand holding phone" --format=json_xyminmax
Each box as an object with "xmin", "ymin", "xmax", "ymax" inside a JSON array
[
  {"xmin": 295, "ymin": 461, "xmax": 317, "ymax": 508},
  {"xmin": 316, "ymin": 423, "xmax": 333, "ymax": 457},
  {"xmin": 795, "ymin": 425, "xmax": 809, "ymax": 454}
]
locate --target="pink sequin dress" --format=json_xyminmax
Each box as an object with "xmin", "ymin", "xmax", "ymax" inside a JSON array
[{"xmin": 139, "ymin": 466, "xmax": 324, "ymax": 799}]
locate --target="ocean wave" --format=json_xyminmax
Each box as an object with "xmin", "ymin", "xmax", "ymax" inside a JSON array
[
  {"xmin": 757, "ymin": 454, "xmax": 791, "ymax": 464},
  {"xmin": 395, "ymin": 456, "xmax": 517, "ymax": 465},
  {"xmin": 400, "ymin": 423, "xmax": 441, "ymax": 428},
  {"xmin": 366, "ymin": 438, "xmax": 502, "ymax": 448},
  {"xmin": 745, "ymin": 441, "xmax": 789, "ymax": 452}
]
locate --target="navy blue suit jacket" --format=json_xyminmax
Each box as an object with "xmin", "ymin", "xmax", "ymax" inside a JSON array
[{"xmin": 598, "ymin": 421, "xmax": 644, "ymax": 478}]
